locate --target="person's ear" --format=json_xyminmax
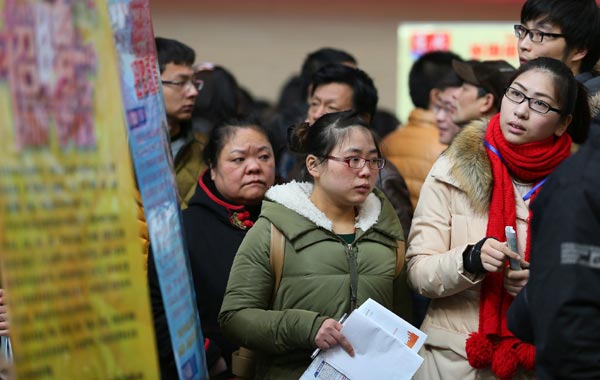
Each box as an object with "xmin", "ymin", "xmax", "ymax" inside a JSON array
[
  {"xmin": 479, "ymin": 93, "xmax": 495, "ymax": 114},
  {"xmin": 209, "ymin": 163, "xmax": 216, "ymax": 180},
  {"xmin": 554, "ymin": 114, "xmax": 573, "ymax": 137},
  {"xmin": 569, "ymin": 47, "xmax": 589, "ymax": 67},
  {"xmin": 306, "ymin": 155, "xmax": 321, "ymax": 177}
]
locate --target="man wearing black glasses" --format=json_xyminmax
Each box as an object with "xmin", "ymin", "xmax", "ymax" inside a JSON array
[
  {"xmin": 515, "ymin": 0, "xmax": 600, "ymax": 126},
  {"xmin": 155, "ymin": 37, "xmax": 200, "ymax": 156},
  {"xmin": 155, "ymin": 37, "xmax": 207, "ymax": 208}
]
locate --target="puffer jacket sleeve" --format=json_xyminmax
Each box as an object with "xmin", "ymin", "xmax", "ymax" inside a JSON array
[
  {"xmin": 218, "ymin": 218, "xmax": 328, "ymax": 354},
  {"xmin": 406, "ymin": 161, "xmax": 484, "ymax": 299},
  {"xmin": 378, "ymin": 164, "xmax": 414, "ymax": 240}
]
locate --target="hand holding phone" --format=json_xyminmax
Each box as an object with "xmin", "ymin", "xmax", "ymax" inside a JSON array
[{"xmin": 505, "ymin": 226, "xmax": 521, "ymax": 270}]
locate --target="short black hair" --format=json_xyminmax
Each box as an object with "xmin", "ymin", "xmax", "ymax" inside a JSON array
[
  {"xmin": 371, "ymin": 109, "xmax": 400, "ymax": 139},
  {"xmin": 521, "ymin": 0, "xmax": 600, "ymax": 73},
  {"xmin": 155, "ymin": 37, "xmax": 195, "ymax": 74},
  {"xmin": 408, "ymin": 51, "xmax": 463, "ymax": 109},
  {"xmin": 309, "ymin": 63, "xmax": 378, "ymax": 121},
  {"xmin": 436, "ymin": 70, "xmax": 463, "ymax": 92},
  {"xmin": 193, "ymin": 66, "xmax": 241, "ymax": 129},
  {"xmin": 299, "ymin": 48, "xmax": 357, "ymax": 99}
]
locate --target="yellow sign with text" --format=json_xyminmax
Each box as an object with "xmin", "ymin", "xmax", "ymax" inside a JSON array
[{"xmin": 0, "ymin": 0, "xmax": 159, "ymax": 379}]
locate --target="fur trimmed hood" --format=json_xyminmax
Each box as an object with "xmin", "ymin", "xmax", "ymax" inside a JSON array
[
  {"xmin": 578, "ymin": 70, "xmax": 600, "ymax": 120},
  {"xmin": 589, "ymin": 91, "xmax": 600, "ymax": 121},
  {"xmin": 443, "ymin": 120, "xmax": 492, "ymax": 215},
  {"xmin": 265, "ymin": 181, "xmax": 382, "ymax": 232}
]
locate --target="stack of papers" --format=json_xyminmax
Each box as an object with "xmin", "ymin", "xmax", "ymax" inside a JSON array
[{"xmin": 300, "ymin": 298, "xmax": 426, "ymax": 380}]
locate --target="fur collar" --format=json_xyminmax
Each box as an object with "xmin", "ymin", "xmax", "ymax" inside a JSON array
[
  {"xmin": 578, "ymin": 70, "xmax": 600, "ymax": 120},
  {"xmin": 265, "ymin": 181, "xmax": 381, "ymax": 232},
  {"xmin": 590, "ymin": 91, "xmax": 600, "ymax": 120},
  {"xmin": 444, "ymin": 119, "xmax": 492, "ymax": 215}
]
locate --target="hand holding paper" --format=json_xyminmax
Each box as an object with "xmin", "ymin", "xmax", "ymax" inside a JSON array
[
  {"xmin": 312, "ymin": 313, "xmax": 352, "ymax": 358},
  {"xmin": 301, "ymin": 298, "xmax": 427, "ymax": 380}
]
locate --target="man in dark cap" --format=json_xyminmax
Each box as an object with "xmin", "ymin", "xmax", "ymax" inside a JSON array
[{"xmin": 451, "ymin": 60, "xmax": 515, "ymax": 126}]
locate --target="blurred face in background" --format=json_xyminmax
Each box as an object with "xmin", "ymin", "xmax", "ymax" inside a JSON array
[
  {"xmin": 307, "ymin": 83, "xmax": 354, "ymax": 124},
  {"xmin": 452, "ymin": 83, "xmax": 491, "ymax": 125},
  {"xmin": 211, "ymin": 127, "xmax": 276, "ymax": 205},
  {"xmin": 434, "ymin": 87, "xmax": 462, "ymax": 145}
]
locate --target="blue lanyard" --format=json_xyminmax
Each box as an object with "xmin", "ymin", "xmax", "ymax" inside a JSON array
[
  {"xmin": 484, "ymin": 139, "xmax": 547, "ymax": 201},
  {"xmin": 522, "ymin": 178, "xmax": 547, "ymax": 201},
  {"xmin": 484, "ymin": 140, "xmax": 504, "ymax": 163}
]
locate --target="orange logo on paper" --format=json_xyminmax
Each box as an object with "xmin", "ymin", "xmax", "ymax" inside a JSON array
[{"xmin": 406, "ymin": 331, "xmax": 419, "ymax": 348}]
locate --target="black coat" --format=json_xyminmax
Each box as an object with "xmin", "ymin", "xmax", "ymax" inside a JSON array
[
  {"xmin": 507, "ymin": 123, "xmax": 600, "ymax": 380},
  {"xmin": 148, "ymin": 170, "xmax": 260, "ymax": 379}
]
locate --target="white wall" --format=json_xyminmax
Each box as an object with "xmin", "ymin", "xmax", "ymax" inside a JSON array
[{"xmin": 151, "ymin": 2, "xmax": 521, "ymax": 121}]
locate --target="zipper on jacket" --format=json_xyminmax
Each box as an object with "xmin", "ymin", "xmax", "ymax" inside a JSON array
[{"xmin": 345, "ymin": 243, "xmax": 359, "ymax": 311}]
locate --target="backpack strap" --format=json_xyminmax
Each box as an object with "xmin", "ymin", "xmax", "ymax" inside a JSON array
[
  {"xmin": 231, "ymin": 224, "xmax": 285, "ymax": 379},
  {"xmin": 269, "ymin": 223, "xmax": 286, "ymax": 300},
  {"xmin": 395, "ymin": 240, "xmax": 406, "ymax": 278}
]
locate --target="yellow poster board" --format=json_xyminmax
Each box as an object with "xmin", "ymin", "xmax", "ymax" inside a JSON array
[
  {"xmin": 0, "ymin": 0, "xmax": 159, "ymax": 379},
  {"xmin": 397, "ymin": 22, "xmax": 519, "ymax": 122}
]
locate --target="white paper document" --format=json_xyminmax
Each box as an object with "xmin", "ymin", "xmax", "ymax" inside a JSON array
[
  {"xmin": 357, "ymin": 298, "xmax": 427, "ymax": 352},
  {"xmin": 300, "ymin": 299, "xmax": 426, "ymax": 380}
]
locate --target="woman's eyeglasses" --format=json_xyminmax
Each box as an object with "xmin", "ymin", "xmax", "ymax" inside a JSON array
[
  {"xmin": 325, "ymin": 156, "xmax": 386, "ymax": 170},
  {"xmin": 504, "ymin": 87, "xmax": 562, "ymax": 114}
]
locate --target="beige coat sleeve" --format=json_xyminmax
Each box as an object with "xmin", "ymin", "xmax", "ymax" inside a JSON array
[{"xmin": 406, "ymin": 164, "xmax": 485, "ymax": 299}]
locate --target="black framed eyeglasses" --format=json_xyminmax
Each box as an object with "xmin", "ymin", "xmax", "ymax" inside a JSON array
[
  {"xmin": 513, "ymin": 24, "xmax": 565, "ymax": 43},
  {"xmin": 325, "ymin": 156, "xmax": 386, "ymax": 170},
  {"xmin": 504, "ymin": 87, "xmax": 562, "ymax": 114},
  {"xmin": 161, "ymin": 79, "xmax": 203, "ymax": 91}
]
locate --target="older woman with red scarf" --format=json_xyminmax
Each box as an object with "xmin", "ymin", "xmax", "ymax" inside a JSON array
[{"xmin": 406, "ymin": 57, "xmax": 591, "ymax": 380}]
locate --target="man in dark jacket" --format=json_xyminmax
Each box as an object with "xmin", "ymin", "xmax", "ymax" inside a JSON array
[{"xmin": 507, "ymin": 122, "xmax": 600, "ymax": 379}]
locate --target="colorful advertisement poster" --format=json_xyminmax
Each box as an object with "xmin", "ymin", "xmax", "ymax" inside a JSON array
[
  {"xmin": 0, "ymin": 0, "xmax": 159, "ymax": 379},
  {"xmin": 397, "ymin": 22, "xmax": 519, "ymax": 122},
  {"xmin": 107, "ymin": 0, "xmax": 208, "ymax": 379}
]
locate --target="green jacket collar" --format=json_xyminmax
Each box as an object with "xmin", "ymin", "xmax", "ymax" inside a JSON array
[{"xmin": 262, "ymin": 182, "xmax": 402, "ymax": 250}]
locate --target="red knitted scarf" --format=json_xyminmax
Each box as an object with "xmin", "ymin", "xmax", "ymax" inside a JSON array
[{"xmin": 465, "ymin": 114, "xmax": 571, "ymax": 379}]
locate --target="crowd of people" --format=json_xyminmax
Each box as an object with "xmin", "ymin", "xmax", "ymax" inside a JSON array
[{"xmin": 1, "ymin": 0, "xmax": 600, "ymax": 379}]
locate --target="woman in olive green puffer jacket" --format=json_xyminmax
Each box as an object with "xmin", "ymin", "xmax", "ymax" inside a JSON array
[{"xmin": 218, "ymin": 111, "xmax": 411, "ymax": 380}]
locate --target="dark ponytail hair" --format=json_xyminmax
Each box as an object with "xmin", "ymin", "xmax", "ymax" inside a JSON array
[
  {"xmin": 510, "ymin": 57, "xmax": 590, "ymax": 143},
  {"xmin": 568, "ymin": 81, "xmax": 591, "ymax": 143},
  {"xmin": 287, "ymin": 110, "xmax": 380, "ymax": 181}
]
